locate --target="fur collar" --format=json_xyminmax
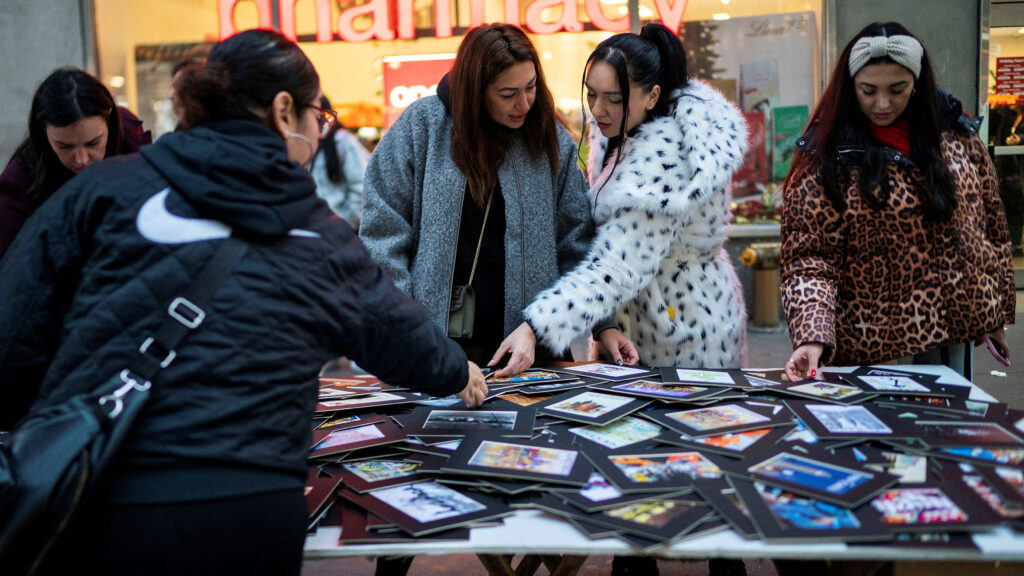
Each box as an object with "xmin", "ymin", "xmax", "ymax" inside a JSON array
[{"xmin": 586, "ymin": 79, "xmax": 748, "ymax": 216}]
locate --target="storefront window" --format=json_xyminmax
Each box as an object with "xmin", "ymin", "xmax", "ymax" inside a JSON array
[
  {"xmin": 988, "ymin": 26, "xmax": 1024, "ymax": 255},
  {"xmin": 94, "ymin": 0, "xmax": 822, "ymax": 200}
]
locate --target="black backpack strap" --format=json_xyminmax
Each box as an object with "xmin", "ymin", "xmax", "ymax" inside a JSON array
[{"xmin": 130, "ymin": 237, "xmax": 248, "ymax": 381}]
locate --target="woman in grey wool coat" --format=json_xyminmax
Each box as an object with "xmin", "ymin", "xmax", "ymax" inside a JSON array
[{"xmin": 361, "ymin": 23, "xmax": 637, "ymax": 377}]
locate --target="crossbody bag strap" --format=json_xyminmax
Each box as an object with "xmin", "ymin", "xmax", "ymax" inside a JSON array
[
  {"xmin": 465, "ymin": 191, "xmax": 495, "ymax": 288},
  {"xmin": 130, "ymin": 237, "xmax": 248, "ymax": 382}
]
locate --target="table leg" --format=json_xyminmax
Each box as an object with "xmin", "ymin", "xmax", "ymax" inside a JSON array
[{"xmin": 477, "ymin": 554, "xmax": 515, "ymax": 576}]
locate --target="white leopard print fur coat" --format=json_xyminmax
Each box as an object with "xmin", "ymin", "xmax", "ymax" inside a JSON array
[{"xmin": 524, "ymin": 80, "xmax": 749, "ymax": 368}]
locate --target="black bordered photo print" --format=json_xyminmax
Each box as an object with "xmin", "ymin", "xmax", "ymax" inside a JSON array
[
  {"xmin": 338, "ymin": 480, "xmax": 512, "ymax": 536},
  {"xmin": 643, "ymin": 402, "xmax": 787, "ymax": 438},
  {"xmin": 589, "ymin": 379, "xmax": 727, "ymax": 404},
  {"xmin": 730, "ymin": 478, "xmax": 891, "ymax": 543},
  {"xmin": 776, "ymin": 379, "xmax": 876, "ymax": 405},
  {"xmin": 555, "ymin": 362, "xmax": 657, "ymax": 381},
  {"xmin": 743, "ymin": 450, "xmax": 899, "ymax": 508},
  {"xmin": 335, "ymin": 458, "xmax": 434, "ymax": 493},
  {"xmin": 584, "ymin": 445, "xmax": 729, "ymax": 493},
  {"xmin": 692, "ymin": 477, "xmax": 759, "ymax": 539},
  {"xmin": 567, "ymin": 415, "xmax": 664, "ymax": 450},
  {"xmin": 441, "ymin": 434, "xmax": 593, "ymax": 486},
  {"xmin": 576, "ymin": 497, "xmax": 713, "ymax": 542},
  {"xmin": 866, "ymin": 477, "xmax": 1003, "ymax": 534},
  {"xmin": 517, "ymin": 377, "xmax": 594, "ymax": 396},
  {"xmin": 842, "ymin": 371, "xmax": 956, "ymax": 398},
  {"xmin": 399, "ymin": 405, "xmax": 536, "ymax": 438},
  {"xmin": 785, "ymin": 400, "xmax": 910, "ymax": 441},
  {"xmin": 485, "ymin": 368, "xmax": 580, "ymax": 385},
  {"xmin": 914, "ymin": 420, "xmax": 1024, "ymax": 447},
  {"xmin": 314, "ymin": 390, "xmax": 423, "ymax": 413},
  {"xmin": 945, "ymin": 462, "xmax": 1024, "ymax": 522},
  {"xmin": 534, "ymin": 389, "xmax": 651, "ymax": 426},
  {"xmin": 315, "ymin": 412, "xmax": 387, "ymax": 431},
  {"xmin": 659, "ymin": 423, "xmax": 794, "ymax": 458},
  {"xmin": 659, "ymin": 367, "xmax": 745, "ymax": 388},
  {"xmin": 309, "ymin": 418, "xmax": 407, "ymax": 459},
  {"xmin": 556, "ymin": 471, "xmax": 693, "ymax": 513}
]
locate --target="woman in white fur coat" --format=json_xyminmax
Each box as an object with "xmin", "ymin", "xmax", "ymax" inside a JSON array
[{"xmin": 524, "ymin": 23, "xmax": 749, "ymax": 370}]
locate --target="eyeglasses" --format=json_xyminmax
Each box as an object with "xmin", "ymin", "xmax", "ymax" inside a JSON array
[{"xmin": 305, "ymin": 104, "xmax": 338, "ymax": 137}]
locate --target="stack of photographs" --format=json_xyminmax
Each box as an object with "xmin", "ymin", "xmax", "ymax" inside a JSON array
[{"xmin": 300, "ymin": 362, "xmax": 1024, "ymax": 552}]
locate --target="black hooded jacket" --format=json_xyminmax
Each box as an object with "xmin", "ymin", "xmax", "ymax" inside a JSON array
[{"xmin": 0, "ymin": 120, "xmax": 467, "ymax": 502}]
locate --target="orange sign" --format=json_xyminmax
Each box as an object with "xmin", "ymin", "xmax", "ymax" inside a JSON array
[{"xmin": 218, "ymin": 0, "xmax": 689, "ymax": 42}]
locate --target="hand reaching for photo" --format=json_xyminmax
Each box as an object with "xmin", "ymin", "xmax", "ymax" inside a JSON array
[
  {"xmin": 488, "ymin": 322, "xmax": 537, "ymax": 378},
  {"xmin": 597, "ymin": 328, "xmax": 640, "ymax": 366},
  {"xmin": 457, "ymin": 362, "xmax": 487, "ymax": 408}
]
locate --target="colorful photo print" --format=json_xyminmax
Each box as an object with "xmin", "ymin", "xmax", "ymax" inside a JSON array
[
  {"xmin": 468, "ymin": 440, "xmax": 577, "ymax": 476},
  {"xmin": 749, "ymin": 452, "xmax": 871, "ymax": 496},
  {"xmin": 960, "ymin": 471, "xmax": 1024, "ymax": 519},
  {"xmin": 666, "ymin": 404, "xmax": 771, "ymax": 432},
  {"xmin": 756, "ymin": 483, "xmax": 861, "ymax": 531},
  {"xmin": 602, "ymin": 499, "xmax": 693, "ymax": 528},
  {"xmin": 343, "ymin": 460, "xmax": 420, "ymax": 483},
  {"xmin": 369, "ymin": 481, "xmax": 487, "ymax": 524},
  {"xmin": 546, "ymin": 391, "xmax": 633, "ymax": 418},
  {"xmin": 917, "ymin": 421, "xmax": 1023, "ymax": 445},
  {"xmin": 518, "ymin": 379, "xmax": 589, "ymax": 395},
  {"xmin": 787, "ymin": 381, "xmax": 864, "ymax": 401},
  {"xmin": 685, "ymin": 428, "xmax": 773, "ymax": 453},
  {"xmin": 743, "ymin": 374, "xmax": 784, "ymax": 389},
  {"xmin": 423, "ymin": 410, "xmax": 517, "ymax": 431},
  {"xmin": 317, "ymin": 413, "xmax": 366, "ymax": 429},
  {"xmin": 870, "ymin": 487, "xmax": 965, "ymax": 525},
  {"xmin": 805, "ymin": 404, "xmax": 892, "ymax": 435},
  {"xmin": 570, "ymin": 416, "xmax": 662, "ymax": 449},
  {"xmin": 670, "ymin": 368, "xmax": 738, "ymax": 386},
  {"xmin": 937, "ymin": 446, "xmax": 1024, "ymax": 466},
  {"xmin": 613, "ymin": 380, "xmax": 712, "ymax": 399},
  {"xmin": 312, "ymin": 423, "xmax": 385, "ymax": 451},
  {"xmin": 609, "ymin": 451, "xmax": 723, "ymax": 484},
  {"xmin": 559, "ymin": 363, "xmax": 654, "ymax": 380},
  {"xmin": 486, "ymin": 369, "xmax": 567, "ymax": 384}
]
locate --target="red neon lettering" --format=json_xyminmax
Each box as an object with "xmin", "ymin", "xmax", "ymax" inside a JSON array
[
  {"xmin": 277, "ymin": 0, "xmax": 334, "ymax": 42},
  {"xmin": 337, "ymin": 0, "xmax": 395, "ymax": 41},
  {"xmin": 651, "ymin": 0, "xmax": 687, "ymax": 33},
  {"xmin": 524, "ymin": 0, "xmax": 583, "ymax": 34},
  {"xmin": 584, "ymin": 0, "xmax": 629, "ymax": 32},
  {"xmin": 218, "ymin": 0, "xmax": 274, "ymax": 40}
]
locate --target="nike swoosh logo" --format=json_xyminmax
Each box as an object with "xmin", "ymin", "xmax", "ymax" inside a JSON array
[
  {"xmin": 136, "ymin": 188, "xmax": 320, "ymax": 244},
  {"xmin": 137, "ymin": 188, "xmax": 231, "ymax": 244}
]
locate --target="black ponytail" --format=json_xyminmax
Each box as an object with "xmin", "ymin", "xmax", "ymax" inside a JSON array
[{"xmin": 638, "ymin": 23, "xmax": 689, "ymax": 117}]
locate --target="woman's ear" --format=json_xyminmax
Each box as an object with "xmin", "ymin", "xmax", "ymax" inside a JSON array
[
  {"xmin": 270, "ymin": 91, "xmax": 298, "ymax": 137},
  {"xmin": 647, "ymin": 84, "xmax": 662, "ymax": 111}
]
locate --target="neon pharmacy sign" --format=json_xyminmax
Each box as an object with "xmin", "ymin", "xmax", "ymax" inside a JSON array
[{"xmin": 218, "ymin": 0, "xmax": 690, "ymax": 42}]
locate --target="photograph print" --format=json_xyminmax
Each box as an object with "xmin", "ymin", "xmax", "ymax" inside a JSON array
[
  {"xmin": 591, "ymin": 448, "xmax": 727, "ymax": 491},
  {"xmin": 537, "ymin": 389, "xmax": 650, "ymax": 426},
  {"xmin": 788, "ymin": 402, "xmax": 897, "ymax": 438},
  {"xmin": 745, "ymin": 451, "xmax": 898, "ymax": 507},
  {"xmin": 646, "ymin": 403, "xmax": 780, "ymax": 437},
  {"xmin": 441, "ymin": 434, "xmax": 592, "ymax": 486},
  {"xmin": 592, "ymin": 379, "xmax": 725, "ymax": 403}
]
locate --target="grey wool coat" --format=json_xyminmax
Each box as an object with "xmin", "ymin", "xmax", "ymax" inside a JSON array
[
  {"xmin": 525, "ymin": 80, "xmax": 749, "ymax": 368},
  {"xmin": 360, "ymin": 96, "xmax": 594, "ymax": 337}
]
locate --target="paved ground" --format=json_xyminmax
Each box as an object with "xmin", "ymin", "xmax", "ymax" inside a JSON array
[{"xmin": 303, "ymin": 292, "xmax": 1024, "ymax": 576}]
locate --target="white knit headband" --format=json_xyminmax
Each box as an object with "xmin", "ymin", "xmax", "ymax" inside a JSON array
[{"xmin": 848, "ymin": 34, "xmax": 923, "ymax": 79}]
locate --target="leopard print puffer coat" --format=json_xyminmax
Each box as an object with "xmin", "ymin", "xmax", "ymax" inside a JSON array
[{"xmin": 781, "ymin": 121, "xmax": 1015, "ymax": 366}]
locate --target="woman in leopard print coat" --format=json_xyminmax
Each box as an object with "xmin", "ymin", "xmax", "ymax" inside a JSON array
[
  {"xmin": 525, "ymin": 24, "xmax": 748, "ymax": 369},
  {"xmin": 781, "ymin": 22, "xmax": 1014, "ymax": 380}
]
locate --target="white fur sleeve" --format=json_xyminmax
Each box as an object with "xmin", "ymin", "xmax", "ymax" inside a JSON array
[{"xmin": 524, "ymin": 207, "xmax": 677, "ymax": 353}]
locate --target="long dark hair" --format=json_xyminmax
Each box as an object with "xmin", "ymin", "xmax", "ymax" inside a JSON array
[
  {"xmin": 10, "ymin": 67, "xmax": 121, "ymax": 203},
  {"xmin": 176, "ymin": 29, "xmax": 320, "ymax": 131},
  {"xmin": 315, "ymin": 95, "xmax": 345, "ymax": 185},
  {"xmin": 784, "ymin": 21, "xmax": 956, "ymax": 221},
  {"xmin": 449, "ymin": 23, "xmax": 560, "ymax": 208}
]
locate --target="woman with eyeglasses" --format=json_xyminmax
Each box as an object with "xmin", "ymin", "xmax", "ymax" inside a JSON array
[
  {"xmin": 0, "ymin": 29, "xmax": 485, "ymax": 575},
  {"xmin": 0, "ymin": 67, "xmax": 151, "ymax": 260},
  {"xmin": 361, "ymin": 23, "xmax": 624, "ymax": 378},
  {"xmin": 309, "ymin": 95, "xmax": 370, "ymax": 230}
]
